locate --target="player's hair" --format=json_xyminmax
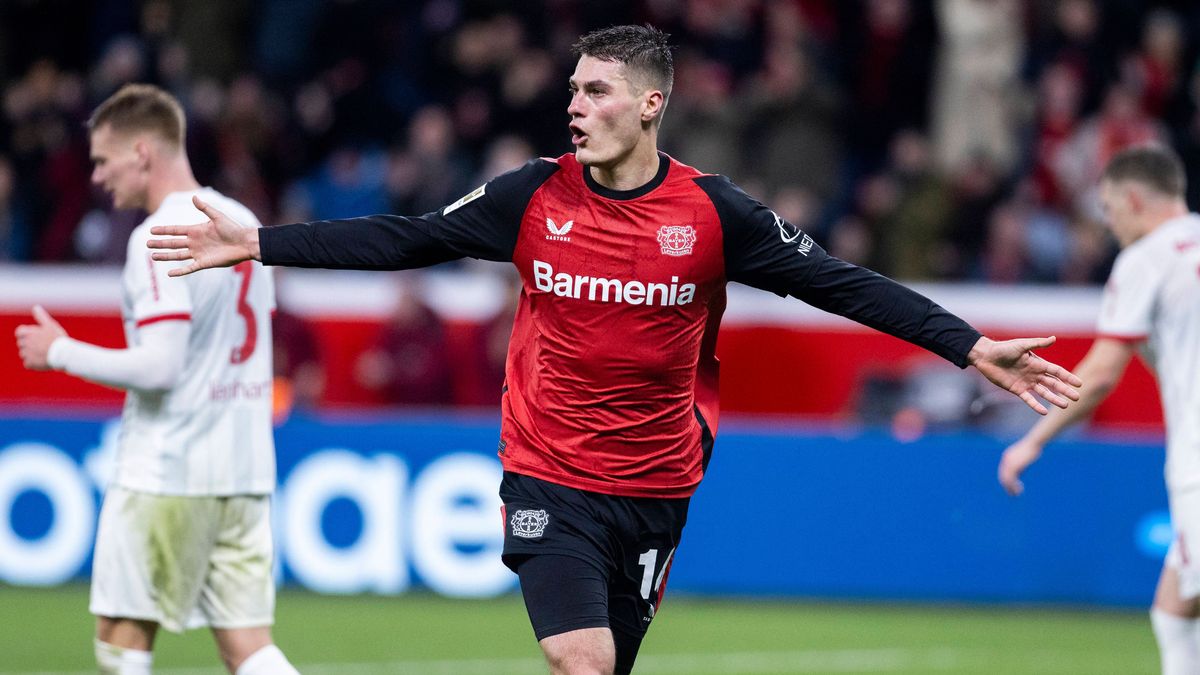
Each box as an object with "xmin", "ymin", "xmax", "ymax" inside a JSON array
[
  {"xmin": 1102, "ymin": 145, "xmax": 1187, "ymax": 198},
  {"xmin": 87, "ymin": 83, "xmax": 186, "ymax": 149},
  {"xmin": 572, "ymin": 24, "xmax": 674, "ymax": 104}
]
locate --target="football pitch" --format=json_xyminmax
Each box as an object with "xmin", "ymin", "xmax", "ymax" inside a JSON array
[{"xmin": 0, "ymin": 585, "xmax": 1157, "ymax": 674}]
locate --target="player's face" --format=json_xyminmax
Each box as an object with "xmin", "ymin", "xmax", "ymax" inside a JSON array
[
  {"xmin": 89, "ymin": 125, "xmax": 149, "ymax": 210},
  {"xmin": 1098, "ymin": 178, "xmax": 1140, "ymax": 247},
  {"xmin": 567, "ymin": 56, "xmax": 650, "ymax": 168}
]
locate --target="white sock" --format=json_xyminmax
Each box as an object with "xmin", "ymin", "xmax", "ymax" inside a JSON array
[
  {"xmin": 94, "ymin": 639, "xmax": 152, "ymax": 675},
  {"xmin": 1151, "ymin": 608, "xmax": 1200, "ymax": 675},
  {"xmin": 235, "ymin": 644, "xmax": 300, "ymax": 675}
]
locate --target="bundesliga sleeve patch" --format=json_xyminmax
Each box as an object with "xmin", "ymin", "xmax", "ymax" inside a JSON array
[{"xmin": 443, "ymin": 184, "xmax": 486, "ymax": 215}]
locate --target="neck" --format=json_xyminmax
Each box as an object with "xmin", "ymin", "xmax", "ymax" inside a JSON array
[
  {"xmin": 145, "ymin": 153, "xmax": 201, "ymax": 212},
  {"xmin": 1137, "ymin": 201, "xmax": 1189, "ymax": 242},
  {"xmin": 587, "ymin": 136, "xmax": 660, "ymax": 191}
]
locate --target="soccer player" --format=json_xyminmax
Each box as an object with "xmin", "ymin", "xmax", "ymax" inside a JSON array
[
  {"xmin": 13, "ymin": 85, "xmax": 298, "ymax": 675},
  {"xmin": 998, "ymin": 145, "xmax": 1200, "ymax": 675},
  {"xmin": 148, "ymin": 26, "xmax": 1081, "ymax": 675}
]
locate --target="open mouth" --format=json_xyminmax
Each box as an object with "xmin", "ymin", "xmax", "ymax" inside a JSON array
[{"xmin": 569, "ymin": 123, "xmax": 587, "ymax": 146}]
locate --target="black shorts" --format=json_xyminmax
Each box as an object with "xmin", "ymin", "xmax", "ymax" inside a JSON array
[{"xmin": 500, "ymin": 471, "xmax": 690, "ymax": 645}]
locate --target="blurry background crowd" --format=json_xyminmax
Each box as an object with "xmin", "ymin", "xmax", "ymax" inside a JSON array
[
  {"xmin": 6, "ymin": 0, "xmax": 1200, "ymax": 279},
  {"xmin": 1, "ymin": 0, "xmax": 1197, "ymax": 413}
]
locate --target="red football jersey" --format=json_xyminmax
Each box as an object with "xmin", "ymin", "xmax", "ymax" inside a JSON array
[
  {"xmin": 500, "ymin": 153, "xmax": 726, "ymax": 497},
  {"xmin": 261, "ymin": 152, "xmax": 980, "ymax": 499}
]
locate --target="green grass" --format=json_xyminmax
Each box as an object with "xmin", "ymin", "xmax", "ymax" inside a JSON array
[{"xmin": 0, "ymin": 585, "xmax": 1158, "ymax": 674}]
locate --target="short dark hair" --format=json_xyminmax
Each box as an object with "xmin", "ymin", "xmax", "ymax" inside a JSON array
[
  {"xmin": 87, "ymin": 83, "xmax": 185, "ymax": 148},
  {"xmin": 1102, "ymin": 144, "xmax": 1187, "ymax": 197},
  {"xmin": 572, "ymin": 24, "xmax": 673, "ymax": 100}
]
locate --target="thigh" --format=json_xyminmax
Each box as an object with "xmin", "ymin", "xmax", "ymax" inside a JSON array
[
  {"xmin": 608, "ymin": 496, "xmax": 689, "ymax": 637},
  {"xmin": 517, "ymin": 553, "xmax": 611, "ymax": 639},
  {"xmin": 90, "ymin": 488, "xmax": 219, "ymax": 633},
  {"xmin": 198, "ymin": 495, "xmax": 276, "ymax": 629},
  {"xmin": 605, "ymin": 497, "xmax": 689, "ymax": 674}
]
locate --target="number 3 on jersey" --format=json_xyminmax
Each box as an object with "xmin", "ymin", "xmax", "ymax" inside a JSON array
[{"xmin": 230, "ymin": 261, "xmax": 258, "ymax": 364}]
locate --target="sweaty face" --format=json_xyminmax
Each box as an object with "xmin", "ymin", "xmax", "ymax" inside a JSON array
[
  {"xmin": 1098, "ymin": 178, "xmax": 1140, "ymax": 247},
  {"xmin": 567, "ymin": 56, "xmax": 651, "ymax": 168},
  {"xmin": 89, "ymin": 125, "xmax": 148, "ymax": 210}
]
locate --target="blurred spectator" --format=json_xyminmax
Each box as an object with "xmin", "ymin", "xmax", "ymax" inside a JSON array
[
  {"xmin": 0, "ymin": 156, "xmax": 31, "ymax": 260},
  {"xmin": 283, "ymin": 146, "xmax": 389, "ymax": 223},
  {"xmin": 387, "ymin": 105, "xmax": 474, "ymax": 216},
  {"xmin": 1025, "ymin": 0, "xmax": 1110, "ymax": 113},
  {"xmin": 931, "ymin": 0, "xmax": 1025, "ymax": 174},
  {"xmin": 659, "ymin": 54, "xmax": 744, "ymax": 179},
  {"xmin": 743, "ymin": 43, "xmax": 842, "ymax": 199},
  {"xmin": 1029, "ymin": 62, "xmax": 1085, "ymax": 208},
  {"xmin": 354, "ymin": 274, "xmax": 454, "ymax": 406},
  {"xmin": 472, "ymin": 274, "xmax": 521, "ymax": 406},
  {"xmin": 943, "ymin": 155, "xmax": 1007, "ymax": 278},
  {"xmin": 978, "ymin": 201, "xmax": 1029, "ymax": 284},
  {"xmin": 1055, "ymin": 83, "xmax": 1165, "ymax": 213},
  {"xmin": 477, "ymin": 134, "xmax": 535, "ymax": 184},
  {"xmin": 879, "ymin": 130, "xmax": 954, "ymax": 279},
  {"xmin": 837, "ymin": 0, "xmax": 937, "ymax": 172}
]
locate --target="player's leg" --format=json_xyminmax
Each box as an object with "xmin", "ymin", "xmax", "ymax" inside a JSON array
[
  {"xmin": 90, "ymin": 488, "xmax": 214, "ymax": 673},
  {"xmin": 606, "ymin": 497, "xmax": 689, "ymax": 675},
  {"xmin": 94, "ymin": 617, "xmax": 157, "ymax": 674},
  {"xmin": 500, "ymin": 472, "xmax": 627, "ymax": 674},
  {"xmin": 1152, "ymin": 488, "xmax": 1200, "ymax": 675},
  {"xmin": 516, "ymin": 553, "xmax": 616, "ymax": 675},
  {"xmin": 212, "ymin": 627, "xmax": 297, "ymax": 674},
  {"xmin": 202, "ymin": 495, "xmax": 299, "ymax": 674},
  {"xmin": 1151, "ymin": 564, "xmax": 1200, "ymax": 675}
]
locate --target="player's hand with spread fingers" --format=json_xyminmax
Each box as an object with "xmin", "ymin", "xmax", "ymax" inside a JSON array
[
  {"xmin": 967, "ymin": 336, "xmax": 1083, "ymax": 415},
  {"xmin": 147, "ymin": 195, "xmax": 261, "ymax": 276}
]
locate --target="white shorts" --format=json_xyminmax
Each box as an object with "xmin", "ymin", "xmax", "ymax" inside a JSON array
[
  {"xmin": 89, "ymin": 486, "xmax": 276, "ymax": 633},
  {"xmin": 1166, "ymin": 487, "xmax": 1200, "ymax": 601}
]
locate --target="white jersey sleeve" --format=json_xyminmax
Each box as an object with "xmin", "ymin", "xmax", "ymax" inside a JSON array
[
  {"xmin": 1097, "ymin": 245, "xmax": 1161, "ymax": 342},
  {"xmin": 124, "ymin": 227, "xmax": 193, "ymax": 327}
]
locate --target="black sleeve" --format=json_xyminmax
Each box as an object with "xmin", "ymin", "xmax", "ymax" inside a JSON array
[
  {"xmin": 259, "ymin": 158, "xmax": 559, "ymax": 270},
  {"xmin": 695, "ymin": 174, "xmax": 982, "ymax": 368}
]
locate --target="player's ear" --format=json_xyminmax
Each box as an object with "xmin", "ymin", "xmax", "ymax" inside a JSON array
[
  {"xmin": 641, "ymin": 89, "xmax": 665, "ymax": 124},
  {"xmin": 133, "ymin": 138, "xmax": 152, "ymax": 171},
  {"xmin": 1126, "ymin": 183, "xmax": 1146, "ymax": 214}
]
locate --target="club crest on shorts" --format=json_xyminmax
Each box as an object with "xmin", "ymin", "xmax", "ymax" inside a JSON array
[
  {"xmin": 510, "ymin": 509, "xmax": 550, "ymax": 539},
  {"xmin": 657, "ymin": 225, "xmax": 696, "ymax": 256}
]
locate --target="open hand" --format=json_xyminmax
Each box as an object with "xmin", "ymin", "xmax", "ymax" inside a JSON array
[
  {"xmin": 969, "ymin": 336, "xmax": 1082, "ymax": 415},
  {"xmin": 147, "ymin": 195, "xmax": 259, "ymax": 277}
]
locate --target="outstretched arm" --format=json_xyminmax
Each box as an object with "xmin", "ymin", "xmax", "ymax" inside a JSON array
[
  {"xmin": 149, "ymin": 158, "xmax": 561, "ymax": 276},
  {"xmin": 699, "ymin": 173, "xmax": 1084, "ymax": 416},
  {"xmin": 997, "ymin": 338, "xmax": 1135, "ymax": 495},
  {"xmin": 15, "ymin": 305, "xmax": 188, "ymax": 392}
]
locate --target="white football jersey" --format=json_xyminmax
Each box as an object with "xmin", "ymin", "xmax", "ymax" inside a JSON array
[
  {"xmin": 113, "ymin": 188, "xmax": 276, "ymax": 495},
  {"xmin": 1098, "ymin": 214, "xmax": 1200, "ymax": 491}
]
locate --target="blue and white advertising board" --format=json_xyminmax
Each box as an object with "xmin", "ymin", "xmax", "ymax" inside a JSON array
[{"xmin": 0, "ymin": 413, "xmax": 1169, "ymax": 607}]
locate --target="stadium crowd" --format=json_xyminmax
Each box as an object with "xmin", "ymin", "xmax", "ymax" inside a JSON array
[{"xmin": 2, "ymin": 0, "xmax": 1200, "ymax": 284}]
